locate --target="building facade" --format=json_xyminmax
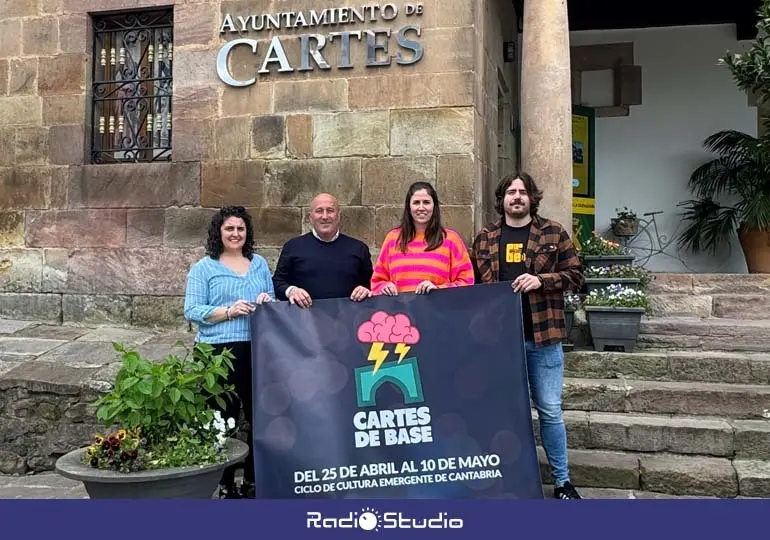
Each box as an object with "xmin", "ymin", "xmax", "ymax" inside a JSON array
[
  {"xmin": 2, "ymin": 0, "xmax": 557, "ymax": 327},
  {"xmin": 3, "ymin": 0, "xmax": 752, "ymax": 326}
]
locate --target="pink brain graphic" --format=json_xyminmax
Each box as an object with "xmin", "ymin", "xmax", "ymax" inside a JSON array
[{"xmin": 356, "ymin": 311, "xmax": 421, "ymax": 344}]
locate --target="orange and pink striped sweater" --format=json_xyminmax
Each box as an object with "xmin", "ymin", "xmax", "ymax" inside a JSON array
[{"xmin": 371, "ymin": 228, "xmax": 475, "ymax": 294}]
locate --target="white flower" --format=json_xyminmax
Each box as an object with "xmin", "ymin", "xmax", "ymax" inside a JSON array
[
  {"xmin": 227, "ymin": 417, "xmax": 236, "ymax": 429},
  {"xmin": 207, "ymin": 410, "xmax": 228, "ymax": 433}
]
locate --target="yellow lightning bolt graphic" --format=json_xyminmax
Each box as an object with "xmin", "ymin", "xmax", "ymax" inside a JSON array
[
  {"xmin": 395, "ymin": 343, "xmax": 411, "ymax": 362},
  {"xmin": 368, "ymin": 342, "xmax": 389, "ymax": 373}
]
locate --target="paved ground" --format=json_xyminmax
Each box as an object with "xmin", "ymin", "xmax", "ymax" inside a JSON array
[
  {"xmin": 0, "ymin": 473, "xmax": 86, "ymax": 499},
  {"xmin": 0, "ymin": 318, "xmax": 192, "ymax": 397},
  {"xmin": 0, "ymin": 474, "xmax": 706, "ymax": 499}
]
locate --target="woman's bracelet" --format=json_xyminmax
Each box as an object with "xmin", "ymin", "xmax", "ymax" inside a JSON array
[{"xmin": 225, "ymin": 306, "xmax": 232, "ymax": 320}]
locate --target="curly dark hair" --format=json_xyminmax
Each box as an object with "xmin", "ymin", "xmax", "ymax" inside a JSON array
[
  {"xmin": 494, "ymin": 172, "xmax": 543, "ymax": 217},
  {"xmin": 397, "ymin": 181, "xmax": 445, "ymax": 253},
  {"xmin": 205, "ymin": 206, "xmax": 255, "ymax": 260}
]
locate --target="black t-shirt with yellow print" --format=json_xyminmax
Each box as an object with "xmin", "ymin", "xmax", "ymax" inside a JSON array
[{"xmin": 498, "ymin": 223, "xmax": 534, "ymax": 341}]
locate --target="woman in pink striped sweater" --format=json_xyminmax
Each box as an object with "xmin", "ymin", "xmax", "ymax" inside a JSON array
[{"xmin": 371, "ymin": 182, "xmax": 475, "ymax": 295}]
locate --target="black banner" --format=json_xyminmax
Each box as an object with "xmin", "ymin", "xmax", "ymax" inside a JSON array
[{"xmin": 250, "ymin": 282, "xmax": 543, "ymax": 499}]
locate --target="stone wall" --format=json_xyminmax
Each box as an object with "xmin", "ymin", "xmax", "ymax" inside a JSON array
[
  {"xmin": 474, "ymin": 0, "xmax": 518, "ymax": 228},
  {"xmin": 0, "ymin": 0, "xmax": 485, "ymax": 328},
  {"xmin": 0, "ymin": 377, "xmax": 103, "ymax": 474}
]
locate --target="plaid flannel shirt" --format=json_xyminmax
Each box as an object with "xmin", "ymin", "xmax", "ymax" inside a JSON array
[{"xmin": 470, "ymin": 215, "xmax": 584, "ymax": 346}]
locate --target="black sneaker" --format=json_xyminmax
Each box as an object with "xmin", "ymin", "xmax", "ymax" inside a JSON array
[
  {"xmin": 240, "ymin": 480, "xmax": 256, "ymax": 499},
  {"xmin": 218, "ymin": 483, "xmax": 242, "ymax": 499},
  {"xmin": 554, "ymin": 482, "xmax": 582, "ymax": 499}
]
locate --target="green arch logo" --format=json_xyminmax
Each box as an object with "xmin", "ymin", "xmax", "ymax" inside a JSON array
[{"xmin": 354, "ymin": 358, "xmax": 424, "ymax": 408}]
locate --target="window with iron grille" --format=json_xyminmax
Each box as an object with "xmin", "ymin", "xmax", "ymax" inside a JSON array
[{"xmin": 91, "ymin": 9, "xmax": 173, "ymax": 164}]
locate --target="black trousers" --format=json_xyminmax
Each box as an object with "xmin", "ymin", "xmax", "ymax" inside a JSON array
[{"xmin": 208, "ymin": 341, "xmax": 254, "ymax": 485}]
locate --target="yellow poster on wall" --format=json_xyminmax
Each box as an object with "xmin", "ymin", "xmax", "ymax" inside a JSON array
[{"xmin": 572, "ymin": 115, "xmax": 589, "ymax": 197}]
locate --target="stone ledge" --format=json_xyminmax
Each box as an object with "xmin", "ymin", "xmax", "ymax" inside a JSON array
[
  {"xmin": 712, "ymin": 295, "xmax": 770, "ymax": 319},
  {"xmin": 640, "ymin": 454, "xmax": 738, "ymax": 497},
  {"xmin": 0, "ymin": 293, "xmax": 189, "ymax": 329},
  {"xmin": 650, "ymin": 294, "xmax": 712, "ymax": 318},
  {"xmin": 538, "ymin": 448, "xmax": 750, "ymax": 497},
  {"xmin": 0, "ymin": 320, "xmax": 192, "ymax": 474},
  {"xmin": 639, "ymin": 317, "xmax": 770, "ymax": 353},
  {"xmin": 585, "ymin": 412, "xmax": 734, "ymax": 457},
  {"xmin": 564, "ymin": 350, "xmax": 770, "ymax": 385},
  {"xmin": 563, "ymin": 377, "xmax": 770, "ymax": 419},
  {"xmin": 538, "ymin": 408, "xmax": 770, "ymax": 461},
  {"xmin": 733, "ymin": 460, "xmax": 770, "ymax": 498},
  {"xmin": 650, "ymin": 273, "xmax": 770, "ymax": 295},
  {"xmin": 0, "ymin": 294, "xmax": 62, "ymax": 323},
  {"xmin": 538, "ymin": 447, "xmax": 640, "ymax": 490}
]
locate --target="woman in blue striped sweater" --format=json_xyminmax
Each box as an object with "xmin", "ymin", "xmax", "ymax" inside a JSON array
[{"xmin": 184, "ymin": 206, "xmax": 274, "ymax": 499}]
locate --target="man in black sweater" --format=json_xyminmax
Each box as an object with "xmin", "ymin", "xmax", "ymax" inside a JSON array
[{"xmin": 272, "ymin": 193, "xmax": 374, "ymax": 307}]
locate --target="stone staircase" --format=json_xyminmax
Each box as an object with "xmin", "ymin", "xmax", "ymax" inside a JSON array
[{"xmin": 556, "ymin": 273, "xmax": 770, "ymax": 498}]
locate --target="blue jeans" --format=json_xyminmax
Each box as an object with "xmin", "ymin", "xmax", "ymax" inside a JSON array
[{"xmin": 525, "ymin": 341, "xmax": 569, "ymax": 487}]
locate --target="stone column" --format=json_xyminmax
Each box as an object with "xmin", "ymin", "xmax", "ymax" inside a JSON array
[{"xmin": 520, "ymin": 0, "xmax": 573, "ymax": 230}]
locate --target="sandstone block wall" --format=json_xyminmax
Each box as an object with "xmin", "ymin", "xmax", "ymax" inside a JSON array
[
  {"xmin": 475, "ymin": 0, "xmax": 518, "ymax": 228},
  {"xmin": 0, "ymin": 0, "xmax": 497, "ymax": 328}
]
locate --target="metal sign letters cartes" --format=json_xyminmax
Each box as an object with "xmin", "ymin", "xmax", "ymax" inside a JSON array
[{"xmin": 216, "ymin": 3, "xmax": 425, "ymax": 87}]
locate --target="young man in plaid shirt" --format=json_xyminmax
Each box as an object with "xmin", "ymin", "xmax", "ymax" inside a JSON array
[{"xmin": 471, "ymin": 172, "xmax": 584, "ymax": 499}]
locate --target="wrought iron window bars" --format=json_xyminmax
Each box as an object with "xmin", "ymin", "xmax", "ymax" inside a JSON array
[{"xmin": 91, "ymin": 9, "xmax": 173, "ymax": 164}]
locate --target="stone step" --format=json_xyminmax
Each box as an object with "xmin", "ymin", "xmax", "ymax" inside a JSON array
[
  {"xmin": 564, "ymin": 349, "xmax": 770, "ymax": 385},
  {"xmin": 541, "ymin": 484, "xmax": 720, "ymax": 498},
  {"xmin": 733, "ymin": 460, "xmax": 770, "ymax": 498},
  {"xmin": 537, "ymin": 447, "xmax": 770, "ymax": 497},
  {"xmin": 712, "ymin": 295, "xmax": 770, "ymax": 320},
  {"xmin": 649, "ymin": 294, "xmax": 712, "ymax": 318},
  {"xmin": 638, "ymin": 317, "xmax": 770, "ymax": 351},
  {"xmin": 650, "ymin": 274, "xmax": 770, "ymax": 296},
  {"xmin": 562, "ymin": 378, "xmax": 770, "ymax": 419},
  {"xmin": 650, "ymin": 294, "xmax": 770, "ymax": 319},
  {"xmin": 532, "ymin": 410, "xmax": 770, "ymax": 459}
]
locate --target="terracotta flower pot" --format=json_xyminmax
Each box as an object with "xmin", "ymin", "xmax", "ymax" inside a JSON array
[{"xmin": 739, "ymin": 227, "xmax": 770, "ymax": 274}]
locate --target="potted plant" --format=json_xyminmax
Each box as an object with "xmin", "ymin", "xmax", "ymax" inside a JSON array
[
  {"xmin": 54, "ymin": 342, "xmax": 249, "ymax": 499},
  {"xmin": 610, "ymin": 207, "xmax": 639, "ymax": 237},
  {"xmin": 584, "ymin": 264, "xmax": 653, "ymax": 293},
  {"xmin": 583, "ymin": 284, "xmax": 651, "ymax": 353},
  {"xmin": 579, "ymin": 232, "xmax": 635, "ymax": 268},
  {"xmin": 677, "ymin": 0, "xmax": 770, "ymax": 273}
]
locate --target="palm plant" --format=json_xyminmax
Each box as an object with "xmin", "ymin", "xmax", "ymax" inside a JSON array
[
  {"xmin": 677, "ymin": 124, "xmax": 770, "ymax": 255},
  {"xmin": 677, "ymin": 0, "xmax": 770, "ymax": 272}
]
